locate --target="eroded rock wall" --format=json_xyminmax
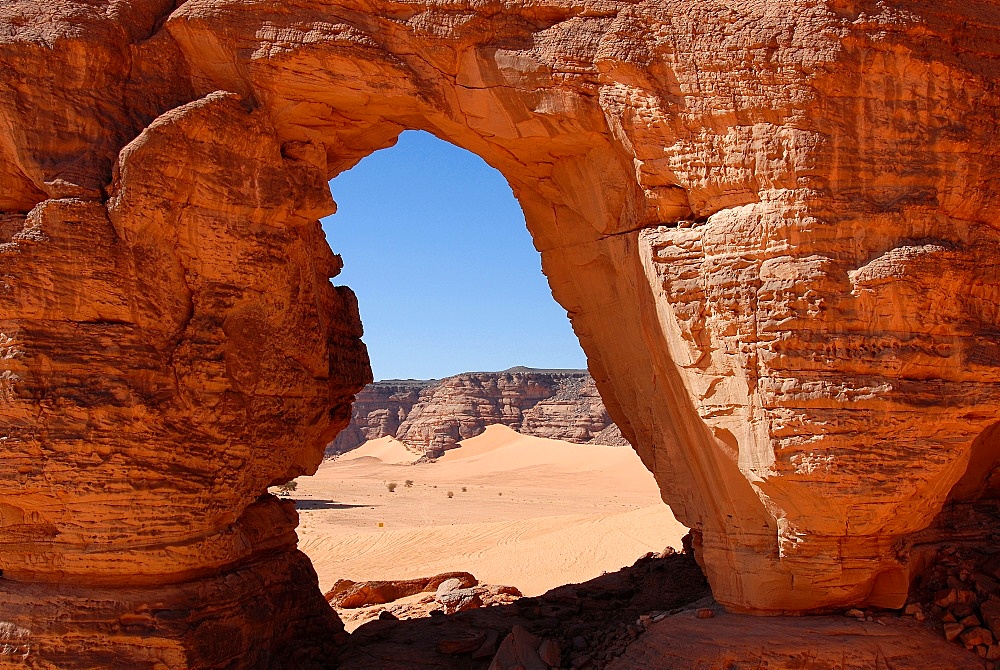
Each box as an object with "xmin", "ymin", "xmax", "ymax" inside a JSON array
[
  {"xmin": 0, "ymin": 6, "xmax": 368, "ymax": 666},
  {"xmin": 1, "ymin": 0, "xmax": 999, "ymax": 666},
  {"xmin": 331, "ymin": 368, "xmax": 621, "ymax": 455},
  {"xmin": 329, "ymin": 379, "xmax": 434, "ymax": 453}
]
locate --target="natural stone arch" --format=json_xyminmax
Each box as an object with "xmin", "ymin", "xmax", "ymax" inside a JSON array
[{"xmin": 1, "ymin": 0, "xmax": 999, "ymax": 666}]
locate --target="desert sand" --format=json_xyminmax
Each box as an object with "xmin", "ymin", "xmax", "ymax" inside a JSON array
[
  {"xmin": 336, "ymin": 435, "xmax": 421, "ymax": 465},
  {"xmin": 294, "ymin": 425, "xmax": 688, "ymax": 599}
]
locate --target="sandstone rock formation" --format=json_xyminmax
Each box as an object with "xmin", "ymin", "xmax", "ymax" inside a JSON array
[
  {"xmin": 328, "ymin": 378, "xmax": 434, "ymax": 453},
  {"xmin": 329, "ymin": 368, "xmax": 625, "ymax": 455},
  {"xmin": 326, "ymin": 571, "xmax": 523, "ymax": 633},
  {"xmin": 333, "ymin": 550, "xmax": 983, "ymax": 670},
  {"xmin": 325, "ymin": 571, "xmax": 478, "ymax": 609},
  {"xmin": 1, "ymin": 0, "xmax": 999, "ymax": 666}
]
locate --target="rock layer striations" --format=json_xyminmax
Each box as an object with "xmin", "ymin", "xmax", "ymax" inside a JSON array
[
  {"xmin": 330, "ymin": 368, "xmax": 624, "ymax": 455},
  {"xmin": 0, "ymin": 0, "xmax": 999, "ymax": 666}
]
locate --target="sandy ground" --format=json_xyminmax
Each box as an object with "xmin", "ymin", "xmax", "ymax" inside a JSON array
[{"xmin": 293, "ymin": 425, "xmax": 689, "ymax": 598}]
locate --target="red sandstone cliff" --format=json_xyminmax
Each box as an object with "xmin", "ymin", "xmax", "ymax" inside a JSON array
[
  {"xmin": 329, "ymin": 368, "xmax": 626, "ymax": 456},
  {"xmin": 329, "ymin": 379, "xmax": 433, "ymax": 454}
]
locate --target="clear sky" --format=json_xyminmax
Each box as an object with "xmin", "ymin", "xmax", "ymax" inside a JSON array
[{"xmin": 320, "ymin": 130, "xmax": 588, "ymax": 381}]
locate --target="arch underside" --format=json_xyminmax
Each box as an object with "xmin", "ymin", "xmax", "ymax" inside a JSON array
[{"xmin": 0, "ymin": 0, "xmax": 999, "ymax": 666}]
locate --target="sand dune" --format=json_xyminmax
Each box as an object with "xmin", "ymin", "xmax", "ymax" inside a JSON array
[
  {"xmin": 335, "ymin": 435, "xmax": 420, "ymax": 464},
  {"xmin": 434, "ymin": 425, "xmax": 662, "ymax": 490},
  {"xmin": 295, "ymin": 425, "xmax": 688, "ymax": 598},
  {"xmin": 301, "ymin": 505, "xmax": 685, "ymax": 596}
]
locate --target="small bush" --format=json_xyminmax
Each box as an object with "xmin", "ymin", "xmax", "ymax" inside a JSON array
[
  {"xmin": 404, "ymin": 480, "xmax": 414, "ymax": 488},
  {"xmin": 447, "ymin": 491, "xmax": 454, "ymax": 498},
  {"xmin": 498, "ymin": 491, "xmax": 503, "ymax": 496},
  {"xmin": 276, "ymin": 481, "xmax": 298, "ymax": 496},
  {"xmin": 461, "ymin": 486, "xmax": 467, "ymax": 492},
  {"xmin": 386, "ymin": 481, "xmax": 398, "ymax": 492}
]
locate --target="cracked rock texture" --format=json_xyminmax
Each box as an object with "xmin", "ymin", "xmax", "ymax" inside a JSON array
[
  {"xmin": 329, "ymin": 368, "xmax": 625, "ymax": 455},
  {"xmin": 0, "ymin": 0, "xmax": 999, "ymax": 666}
]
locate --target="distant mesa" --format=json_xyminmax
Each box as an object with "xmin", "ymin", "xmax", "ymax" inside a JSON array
[{"xmin": 328, "ymin": 368, "xmax": 627, "ymax": 457}]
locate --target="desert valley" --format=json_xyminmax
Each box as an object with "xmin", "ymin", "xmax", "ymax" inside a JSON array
[
  {"xmin": 295, "ymin": 368, "xmax": 688, "ymax": 640},
  {"xmin": 298, "ymin": 425, "xmax": 686, "ymax": 626},
  {"xmin": 287, "ymin": 373, "xmax": 999, "ymax": 668}
]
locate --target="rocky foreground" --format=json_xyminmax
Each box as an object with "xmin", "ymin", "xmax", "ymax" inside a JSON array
[
  {"xmin": 323, "ymin": 499, "xmax": 1000, "ymax": 669},
  {"xmin": 329, "ymin": 368, "xmax": 625, "ymax": 456},
  {"xmin": 330, "ymin": 548, "xmax": 712, "ymax": 669},
  {"xmin": 328, "ymin": 547, "xmax": 988, "ymax": 670}
]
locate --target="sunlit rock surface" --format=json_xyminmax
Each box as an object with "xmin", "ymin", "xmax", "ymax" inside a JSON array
[
  {"xmin": 1, "ymin": 0, "xmax": 999, "ymax": 666},
  {"xmin": 330, "ymin": 368, "xmax": 623, "ymax": 455}
]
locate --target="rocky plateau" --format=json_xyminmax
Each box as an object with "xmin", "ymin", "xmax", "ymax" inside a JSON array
[
  {"xmin": 0, "ymin": 0, "xmax": 999, "ymax": 667},
  {"xmin": 328, "ymin": 367, "xmax": 626, "ymax": 456}
]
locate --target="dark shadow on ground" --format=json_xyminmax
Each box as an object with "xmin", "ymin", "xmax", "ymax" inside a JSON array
[
  {"xmin": 293, "ymin": 499, "xmax": 376, "ymax": 510},
  {"xmin": 332, "ymin": 550, "xmax": 711, "ymax": 669},
  {"xmin": 323, "ymin": 502, "xmax": 1000, "ymax": 670}
]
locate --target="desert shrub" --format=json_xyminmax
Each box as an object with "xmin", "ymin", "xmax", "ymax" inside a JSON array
[
  {"xmin": 447, "ymin": 491, "xmax": 454, "ymax": 498},
  {"xmin": 386, "ymin": 481, "xmax": 398, "ymax": 492},
  {"xmin": 404, "ymin": 480, "xmax": 414, "ymax": 488},
  {"xmin": 461, "ymin": 486, "xmax": 467, "ymax": 492},
  {"xmin": 276, "ymin": 481, "xmax": 298, "ymax": 496}
]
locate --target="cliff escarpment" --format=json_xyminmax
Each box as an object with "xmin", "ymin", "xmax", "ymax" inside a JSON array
[{"xmin": 330, "ymin": 368, "xmax": 626, "ymax": 456}]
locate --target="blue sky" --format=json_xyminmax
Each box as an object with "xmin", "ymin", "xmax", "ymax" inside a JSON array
[{"xmin": 320, "ymin": 130, "xmax": 587, "ymax": 381}]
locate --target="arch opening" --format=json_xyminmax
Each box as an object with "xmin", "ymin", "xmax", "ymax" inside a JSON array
[
  {"xmin": 290, "ymin": 129, "xmax": 686, "ymax": 618},
  {"xmin": 320, "ymin": 129, "xmax": 587, "ymax": 381}
]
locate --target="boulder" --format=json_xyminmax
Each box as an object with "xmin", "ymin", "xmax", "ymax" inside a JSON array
[
  {"xmin": 983, "ymin": 600, "xmax": 1000, "ymax": 635},
  {"xmin": 327, "ymin": 572, "xmax": 478, "ymax": 609},
  {"xmin": 489, "ymin": 626, "xmax": 559, "ymax": 670},
  {"xmin": 438, "ymin": 588, "xmax": 483, "ymax": 614}
]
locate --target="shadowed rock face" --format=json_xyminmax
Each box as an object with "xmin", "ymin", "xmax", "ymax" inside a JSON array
[
  {"xmin": 329, "ymin": 368, "xmax": 624, "ymax": 455},
  {"xmin": 1, "ymin": 0, "xmax": 999, "ymax": 665}
]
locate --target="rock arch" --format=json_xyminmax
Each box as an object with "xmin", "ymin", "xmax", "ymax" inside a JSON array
[{"xmin": 1, "ymin": 0, "xmax": 999, "ymax": 666}]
